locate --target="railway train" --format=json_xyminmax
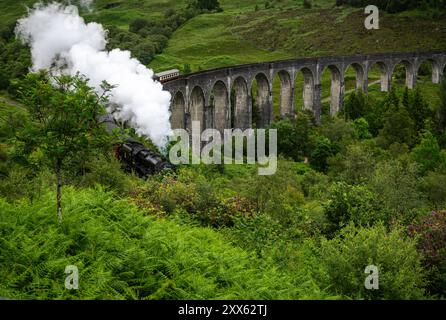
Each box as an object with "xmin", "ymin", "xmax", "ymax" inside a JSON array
[
  {"xmin": 99, "ymin": 114, "xmax": 175, "ymax": 178},
  {"xmin": 153, "ymin": 69, "xmax": 181, "ymax": 83}
]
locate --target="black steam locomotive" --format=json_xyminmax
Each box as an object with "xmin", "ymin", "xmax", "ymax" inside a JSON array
[{"xmin": 99, "ymin": 114, "xmax": 175, "ymax": 178}]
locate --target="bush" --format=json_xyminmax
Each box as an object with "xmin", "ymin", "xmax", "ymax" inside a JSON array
[
  {"xmin": 323, "ymin": 182, "xmax": 383, "ymax": 235},
  {"xmin": 422, "ymin": 171, "xmax": 446, "ymax": 209},
  {"xmin": 310, "ymin": 137, "xmax": 339, "ymax": 173},
  {"xmin": 0, "ymin": 70, "xmax": 10, "ymax": 90},
  {"xmin": 411, "ymin": 131, "xmax": 446, "ymax": 175},
  {"xmin": 369, "ymin": 158, "xmax": 426, "ymax": 224},
  {"xmin": 311, "ymin": 224, "xmax": 426, "ymax": 299},
  {"xmin": 409, "ymin": 211, "xmax": 446, "ymax": 296},
  {"xmin": 269, "ymin": 113, "xmax": 316, "ymax": 161},
  {"xmin": 328, "ymin": 141, "xmax": 386, "ymax": 184},
  {"xmin": 303, "ymin": 0, "xmax": 312, "ymax": 9}
]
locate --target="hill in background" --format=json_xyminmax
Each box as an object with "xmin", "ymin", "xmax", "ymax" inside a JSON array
[{"xmin": 0, "ymin": 0, "xmax": 445, "ymax": 74}]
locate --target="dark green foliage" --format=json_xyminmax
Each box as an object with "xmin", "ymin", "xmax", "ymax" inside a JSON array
[
  {"xmin": 0, "ymin": 69, "xmax": 9, "ymax": 90},
  {"xmin": 269, "ymin": 113, "xmax": 315, "ymax": 161},
  {"xmin": 310, "ymin": 137, "xmax": 339, "ymax": 172},
  {"xmin": 12, "ymin": 72, "xmax": 115, "ymax": 220},
  {"xmin": 342, "ymin": 90, "xmax": 368, "ymax": 120},
  {"xmin": 408, "ymin": 88, "xmax": 432, "ymax": 133},
  {"xmin": 311, "ymin": 224, "xmax": 426, "ymax": 299},
  {"xmin": 303, "ymin": 0, "xmax": 313, "ymax": 9},
  {"xmin": 324, "ymin": 182, "xmax": 383, "ymax": 235},
  {"xmin": 409, "ymin": 211, "xmax": 446, "ymax": 296},
  {"xmin": 378, "ymin": 90, "xmax": 416, "ymax": 148},
  {"xmin": 436, "ymin": 74, "xmax": 446, "ymax": 146},
  {"xmin": 411, "ymin": 131, "xmax": 446, "ymax": 174},
  {"xmin": 188, "ymin": 0, "xmax": 222, "ymax": 11},
  {"xmin": 0, "ymin": 39, "xmax": 31, "ymax": 94}
]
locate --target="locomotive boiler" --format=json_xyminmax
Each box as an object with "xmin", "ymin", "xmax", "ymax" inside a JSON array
[{"xmin": 99, "ymin": 114, "xmax": 175, "ymax": 178}]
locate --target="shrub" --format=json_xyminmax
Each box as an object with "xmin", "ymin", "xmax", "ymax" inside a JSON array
[
  {"xmin": 328, "ymin": 141, "xmax": 385, "ymax": 184},
  {"xmin": 303, "ymin": 0, "xmax": 312, "ymax": 9},
  {"xmin": 323, "ymin": 182, "xmax": 383, "ymax": 235},
  {"xmin": 422, "ymin": 171, "xmax": 446, "ymax": 209},
  {"xmin": 310, "ymin": 137, "xmax": 339, "ymax": 173},
  {"xmin": 342, "ymin": 90, "xmax": 368, "ymax": 120},
  {"xmin": 411, "ymin": 131, "xmax": 446, "ymax": 175},
  {"xmin": 0, "ymin": 70, "xmax": 9, "ymax": 90},
  {"xmin": 369, "ymin": 158, "xmax": 426, "ymax": 223},
  {"xmin": 409, "ymin": 211, "xmax": 446, "ymax": 296},
  {"xmin": 353, "ymin": 118, "xmax": 372, "ymax": 140},
  {"xmin": 311, "ymin": 223, "xmax": 426, "ymax": 299}
]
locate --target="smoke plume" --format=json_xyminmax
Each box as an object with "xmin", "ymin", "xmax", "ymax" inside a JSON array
[{"xmin": 15, "ymin": 2, "xmax": 172, "ymax": 148}]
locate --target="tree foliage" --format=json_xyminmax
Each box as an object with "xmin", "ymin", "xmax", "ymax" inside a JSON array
[{"xmin": 12, "ymin": 72, "xmax": 114, "ymax": 221}]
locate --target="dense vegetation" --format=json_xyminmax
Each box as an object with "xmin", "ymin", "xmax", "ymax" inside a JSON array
[
  {"xmin": 0, "ymin": 0, "xmax": 446, "ymax": 300},
  {"xmin": 1, "ymin": 69, "xmax": 445, "ymax": 299}
]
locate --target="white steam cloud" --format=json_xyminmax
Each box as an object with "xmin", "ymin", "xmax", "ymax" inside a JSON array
[{"xmin": 15, "ymin": 2, "xmax": 172, "ymax": 148}]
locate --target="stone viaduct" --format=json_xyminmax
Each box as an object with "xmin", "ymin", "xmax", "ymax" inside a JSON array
[{"xmin": 163, "ymin": 51, "xmax": 446, "ymax": 132}]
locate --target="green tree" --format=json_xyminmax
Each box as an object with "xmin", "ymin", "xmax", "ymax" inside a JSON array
[
  {"xmin": 324, "ymin": 182, "xmax": 383, "ymax": 235},
  {"xmin": 342, "ymin": 90, "xmax": 367, "ymax": 120},
  {"xmin": 378, "ymin": 91, "xmax": 416, "ymax": 148},
  {"xmin": 183, "ymin": 63, "xmax": 192, "ymax": 75},
  {"xmin": 313, "ymin": 223, "xmax": 426, "ymax": 299},
  {"xmin": 408, "ymin": 88, "xmax": 431, "ymax": 134},
  {"xmin": 353, "ymin": 117, "xmax": 372, "ymax": 140},
  {"xmin": 13, "ymin": 72, "xmax": 114, "ymax": 222},
  {"xmin": 411, "ymin": 131, "xmax": 446, "ymax": 175},
  {"xmin": 436, "ymin": 74, "xmax": 446, "ymax": 147},
  {"xmin": 310, "ymin": 137, "xmax": 339, "ymax": 173},
  {"xmin": 369, "ymin": 158, "xmax": 426, "ymax": 223},
  {"xmin": 269, "ymin": 111, "xmax": 315, "ymax": 161}
]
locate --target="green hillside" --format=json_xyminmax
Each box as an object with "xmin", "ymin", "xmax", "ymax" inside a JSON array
[
  {"xmin": 1, "ymin": 0, "xmax": 446, "ymax": 301},
  {"xmin": 149, "ymin": 0, "xmax": 446, "ymax": 72},
  {"xmin": 1, "ymin": 0, "xmax": 445, "ymax": 73}
]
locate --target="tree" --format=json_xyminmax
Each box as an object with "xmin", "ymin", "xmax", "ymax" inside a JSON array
[
  {"xmin": 411, "ymin": 131, "xmax": 446, "ymax": 175},
  {"xmin": 183, "ymin": 63, "xmax": 192, "ymax": 75},
  {"xmin": 324, "ymin": 182, "xmax": 383, "ymax": 235},
  {"xmin": 353, "ymin": 117, "xmax": 372, "ymax": 139},
  {"xmin": 189, "ymin": 0, "xmax": 222, "ymax": 11},
  {"xmin": 342, "ymin": 90, "xmax": 367, "ymax": 120},
  {"xmin": 436, "ymin": 74, "xmax": 446, "ymax": 147},
  {"xmin": 378, "ymin": 91, "xmax": 416, "ymax": 148},
  {"xmin": 13, "ymin": 72, "xmax": 114, "ymax": 222},
  {"xmin": 310, "ymin": 137, "xmax": 339, "ymax": 173},
  {"xmin": 408, "ymin": 88, "xmax": 431, "ymax": 134},
  {"xmin": 0, "ymin": 69, "xmax": 9, "ymax": 90},
  {"xmin": 269, "ymin": 113, "xmax": 316, "ymax": 161}
]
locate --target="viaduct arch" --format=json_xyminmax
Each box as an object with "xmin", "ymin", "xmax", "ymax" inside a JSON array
[{"xmin": 164, "ymin": 51, "xmax": 446, "ymax": 131}]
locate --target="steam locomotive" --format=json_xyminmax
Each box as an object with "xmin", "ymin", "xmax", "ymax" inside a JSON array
[{"xmin": 99, "ymin": 114, "xmax": 175, "ymax": 178}]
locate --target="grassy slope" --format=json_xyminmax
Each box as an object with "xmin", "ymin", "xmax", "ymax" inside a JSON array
[
  {"xmin": 0, "ymin": 0, "xmax": 443, "ymax": 111},
  {"xmin": 150, "ymin": 0, "xmax": 446, "ymax": 72},
  {"xmin": 1, "ymin": 0, "xmax": 445, "ymax": 72}
]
